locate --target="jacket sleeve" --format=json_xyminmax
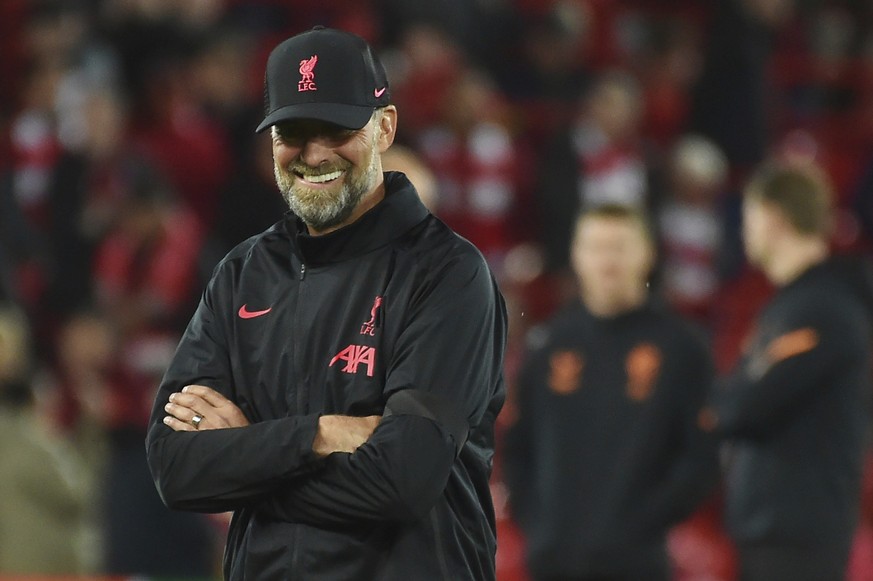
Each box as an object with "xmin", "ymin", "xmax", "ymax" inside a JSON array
[
  {"xmin": 145, "ymin": 274, "xmax": 322, "ymax": 513},
  {"xmin": 706, "ymin": 298, "xmax": 861, "ymax": 440},
  {"xmin": 633, "ymin": 334, "xmax": 720, "ymax": 534},
  {"xmin": 258, "ymin": 252, "xmax": 507, "ymax": 526}
]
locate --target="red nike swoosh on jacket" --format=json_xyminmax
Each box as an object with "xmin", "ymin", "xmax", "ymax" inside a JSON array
[{"xmin": 238, "ymin": 305, "xmax": 273, "ymax": 319}]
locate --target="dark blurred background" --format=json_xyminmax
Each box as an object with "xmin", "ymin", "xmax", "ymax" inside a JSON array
[{"xmin": 0, "ymin": 0, "xmax": 872, "ymax": 579}]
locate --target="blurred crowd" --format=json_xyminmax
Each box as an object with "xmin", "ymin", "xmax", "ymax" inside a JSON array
[{"xmin": 1, "ymin": 0, "xmax": 873, "ymax": 578}]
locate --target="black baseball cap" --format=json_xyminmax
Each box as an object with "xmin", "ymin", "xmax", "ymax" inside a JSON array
[{"xmin": 256, "ymin": 27, "xmax": 391, "ymax": 133}]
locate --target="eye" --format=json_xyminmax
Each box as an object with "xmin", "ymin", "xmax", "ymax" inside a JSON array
[
  {"xmin": 274, "ymin": 125, "xmax": 301, "ymax": 144},
  {"xmin": 325, "ymin": 127, "xmax": 357, "ymax": 144},
  {"xmin": 273, "ymin": 122, "xmax": 358, "ymax": 146}
]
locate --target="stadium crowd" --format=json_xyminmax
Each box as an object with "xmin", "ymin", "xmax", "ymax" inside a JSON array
[{"xmin": 0, "ymin": 0, "xmax": 872, "ymax": 578}]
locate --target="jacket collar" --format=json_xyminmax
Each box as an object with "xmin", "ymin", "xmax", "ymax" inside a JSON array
[{"xmin": 284, "ymin": 171, "xmax": 429, "ymax": 266}]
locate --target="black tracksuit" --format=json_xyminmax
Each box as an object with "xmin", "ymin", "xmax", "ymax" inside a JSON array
[
  {"xmin": 145, "ymin": 172, "xmax": 507, "ymax": 580},
  {"xmin": 504, "ymin": 300, "xmax": 719, "ymax": 581},
  {"xmin": 709, "ymin": 257, "xmax": 873, "ymax": 581}
]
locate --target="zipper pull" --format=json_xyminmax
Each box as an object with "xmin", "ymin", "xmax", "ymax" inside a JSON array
[{"xmin": 299, "ymin": 263, "xmax": 306, "ymax": 280}]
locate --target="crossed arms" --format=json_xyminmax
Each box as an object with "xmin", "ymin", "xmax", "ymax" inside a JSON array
[
  {"xmin": 145, "ymin": 256, "xmax": 506, "ymax": 526},
  {"xmin": 162, "ymin": 384, "xmax": 380, "ymax": 458}
]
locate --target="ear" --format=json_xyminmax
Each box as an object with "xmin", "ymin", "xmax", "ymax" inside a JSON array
[{"xmin": 376, "ymin": 106, "xmax": 397, "ymax": 153}]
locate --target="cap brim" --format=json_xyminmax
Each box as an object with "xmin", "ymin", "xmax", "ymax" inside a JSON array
[{"xmin": 256, "ymin": 102, "xmax": 375, "ymax": 133}]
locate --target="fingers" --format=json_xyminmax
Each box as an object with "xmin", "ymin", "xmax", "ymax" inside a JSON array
[
  {"xmin": 182, "ymin": 384, "xmax": 230, "ymax": 407},
  {"xmin": 164, "ymin": 401, "xmax": 203, "ymax": 426},
  {"xmin": 164, "ymin": 415, "xmax": 196, "ymax": 432},
  {"xmin": 163, "ymin": 386, "xmax": 250, "ymax": 431},
  {"xmin": 181, "ymin": 385, "xmax": 249, "ymax": 428},
  {"xmin": 169, "ymin": 391, "xmax": 210, "ymax": 411}
]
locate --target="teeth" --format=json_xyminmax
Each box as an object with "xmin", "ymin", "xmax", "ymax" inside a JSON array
[{"xmin": 303, "ymin": 170, "xmax": 343, "ymax": 183}]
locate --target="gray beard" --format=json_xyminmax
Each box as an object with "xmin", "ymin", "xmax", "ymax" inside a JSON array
[{"xmin": 275, "ymin": 154, "xmax": 379, "ymax": 232}]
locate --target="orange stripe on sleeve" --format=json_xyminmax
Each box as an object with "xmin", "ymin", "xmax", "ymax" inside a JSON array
[{"xmin": 765, "ymin": 328, "xmax": 819, "ymax": 364}]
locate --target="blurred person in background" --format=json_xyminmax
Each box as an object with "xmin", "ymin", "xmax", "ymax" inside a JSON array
[
  {"xmin": 504, "ymin": 204, "xmax": 718, "ymax": 581},
  {"xmin": 700, "ymin": 163, "xmax": 873, "ymax": 581},
  {"xmin": 43, "ymin": 310, "xmax": 115, "ymax": 476},
  {"xmin": 2, "ymin": 59, "xmax": 65, "ymax": 316},
  {"xmin": 637, "ymin": 15, "xmax": 703, "ymax": 152},
  {"xmin": 45, "ymin": 82, "xmax": 158, "ymax": 320},
  {"xmin": 0, "ymin": 305, "xmax": 92, "ymax": 574},
  {"xmin": 657, "ymin": 135, "xmax": 730, "ymax": 323},
  {"xmin": 40, "ymin": 306, "xmax": 217, "ymax": 576},
  {"xmin": 380, "ymin": 24, "xmax": 464, "ymax": 139},
  {"xmin": 188, "ymin": 27, "xmax": 261, "ymax": 163},
  {"xmin": 213, "ymin": 131, "xmax": 288, "ymax": 257},
  {"xmin": 0, "ymin": 171, "xmax": 41, "ymax": 305},
  {"xmin": 92, "ymin": 167, "xmax": 203, "ymax": 338},
  {"xmin": 102, "ymin": 0, "xmax": 233, "ymax": 232},
  {"xmin": 381, "ymin": 143, "xmax": 439, "ymax": 211},
  {"xmin": 15, "ymin": 0, "xmax": 117, "ymax": 231},
  {"xmin": 416, "ymin": 67, "xmax": 533, "ymax": 279},
  {"xmin": 89, "ymin": 174, "xmax": 214, "ymax": 576},
  {"xmin": 537, "ymin": 71, "xmax": 651, "ymax": 281},
  {"xmin": 1, "ymin": 0, "xmax": 118, "ymax": 322},
  {"xmin": 35, "ymin": 309, "xmax": 117, "ymax": 572},
  {"xmin": 497, "ymin": 1, "xmax": 592, "ymax": 145},
  {"xmin": 690, "ymin": 0, "xmax": 792, "ymax": 170}
]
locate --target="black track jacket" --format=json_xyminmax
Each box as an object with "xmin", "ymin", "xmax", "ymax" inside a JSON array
[
  {"xmin": 504, "ymin": 301, "xmax": 718, "ymax": 578},
  {"xmin": 146, "ymin": 172, "xmax": 507, "ymax": 580},
  {"xmin": 710, "ymin": 256, "xmax": 873, "ymax": 548}
]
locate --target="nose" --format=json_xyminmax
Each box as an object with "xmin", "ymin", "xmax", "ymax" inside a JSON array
[{"xmin": 298, "ymin": 136, "xmax": 334, "ymax": 168}]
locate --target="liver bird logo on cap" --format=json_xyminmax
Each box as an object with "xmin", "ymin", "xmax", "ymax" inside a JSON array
[{"xmin": 298, "ymin": 55, "xmax": 318, "ymax": 92}]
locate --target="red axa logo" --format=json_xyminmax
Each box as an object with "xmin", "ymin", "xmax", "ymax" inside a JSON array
[
  {"xmin": 298, "ymin": 55, "xmax": 318, "ymax": 92},
  {"xmin": 360, "ymin": 296, "xmax": 383, "ymax": 336},
  {"xmin": 329, "ymin": 344, "xmax": 376, "ymax": 377}
]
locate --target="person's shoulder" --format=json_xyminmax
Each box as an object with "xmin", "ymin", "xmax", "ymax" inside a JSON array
[
  {"xmin": 404, "ymin": 215, "xmax": 492, "ymax": 274},
  {"xmin": 777, "ymin": 275, "xmax": 864, "ymax": 326},
  {"xmin": 524, "ymin": 303, "xmax": 587, "ymax": 350},
  {"xmin": 213, "ymin": 220, "xmax": 290, "ymax": 275},
  {"xmin": 645, "ymin": 303, "xmax": 711, "ymax": 352}
]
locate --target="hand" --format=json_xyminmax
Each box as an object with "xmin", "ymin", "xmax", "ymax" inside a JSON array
[
  {"xmin": 313, "ymin": 415, "xmax": 381, "ymax": 457},
  {"xmin": 163, "ymin": 384, "xmax": 250, "ymax": 432}
]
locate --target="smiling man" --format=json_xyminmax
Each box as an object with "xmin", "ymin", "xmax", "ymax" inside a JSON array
[{"xmin": 145, "ymin": 27, "xmax": 507, "ymax": 580}]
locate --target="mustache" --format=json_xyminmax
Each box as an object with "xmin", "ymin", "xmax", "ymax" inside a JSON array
[{"xmin": 287, "ymin": 160, "xmax": 351, "ymax": 176}]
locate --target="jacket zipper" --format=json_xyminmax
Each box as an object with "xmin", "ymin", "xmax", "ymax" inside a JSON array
[
  {"xmin": 291, "ymin": 259, "xmax": 306, "ymax": 576},
  {"xmin": 375, "ymin": 249, "xmax": 396, "ymax": 331},
  {"xmin": 296, "ymin": 260, "xmax": 307, "ymax": 417}
]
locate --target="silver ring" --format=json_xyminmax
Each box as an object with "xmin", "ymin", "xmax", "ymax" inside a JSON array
[{"xmin": 191, "ymin": 414, "xmax": 204, "ymax": 429}]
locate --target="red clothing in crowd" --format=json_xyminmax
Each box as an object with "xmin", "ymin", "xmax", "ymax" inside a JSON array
[
  {"xmin": 94, "ymin": 207, "xmax": 203, "ymax": 321},
  {"xmin": 419, "ymin": 123, "xmax": 531, "ymax": 273}
]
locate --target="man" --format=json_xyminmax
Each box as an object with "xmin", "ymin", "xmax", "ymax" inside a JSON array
[
  {"xmin": 504, "ymin": 204, "xmax": 718, "ymax": 581},
  {"xmin": 701, "ymin": 164, "xmax": 873, "ymax": 581},
  {"xmin": 145, "ymin": 27, "xmax": 507, "ymax": 580}
]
